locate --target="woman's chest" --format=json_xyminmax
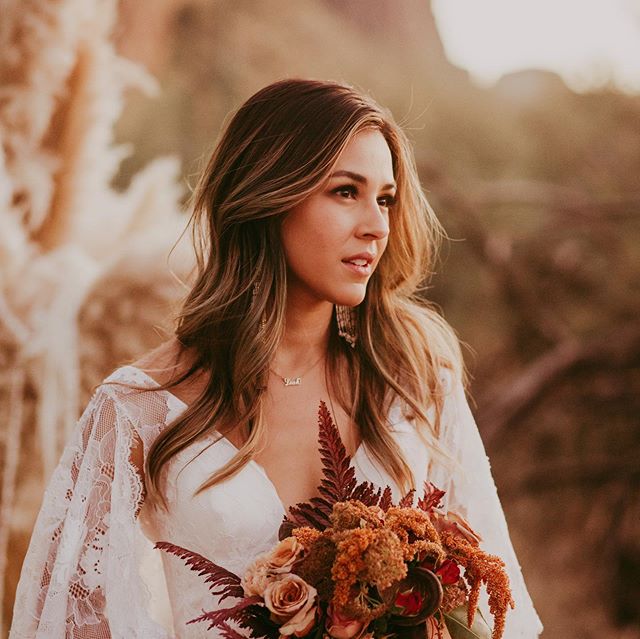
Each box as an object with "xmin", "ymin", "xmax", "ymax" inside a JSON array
[
  {"xmin": 133, "ymin": 390, "xmax": 442, "ymax": 638},
  {"xmin": 252, "ymin": 396, "xmax": 360, "ymax": 513},
  {"xmin": 257, "ymin": 381, "xmax": 360, "ymax": 455},
  {"xmin": 139, "ymin": 435, "xmax": 286, "ymax": 576},
  {"xmin": 139, "ymin": 414, "xmax": 432, "ymax": 575}
]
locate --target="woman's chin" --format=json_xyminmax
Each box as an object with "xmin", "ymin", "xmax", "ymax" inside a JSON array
[{"xmin": 333, "ymin": 290, "xmax": 367, "ymax": 307}]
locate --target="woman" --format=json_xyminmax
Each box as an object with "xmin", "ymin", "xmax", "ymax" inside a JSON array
[{"xmin": 10, "ymin": 79, "xmax": 543, "ymax": 638}]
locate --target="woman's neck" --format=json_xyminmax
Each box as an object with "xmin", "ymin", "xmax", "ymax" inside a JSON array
[{"xmin": 274, "ymin": 298, "xmax": 333, "ymax": 371}]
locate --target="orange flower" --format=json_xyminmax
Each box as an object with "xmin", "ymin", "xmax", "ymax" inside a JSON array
[
  {"xmin": 331, "ymin": 528, "xmax": 374, "ymax": 610},
  {"xmin": 292, "ymin": 527, "xmax": 322, "ymax": 549},
  {"xmin": 361, "ymin": 528, "xmax": 406, "ymax": 590},
  {"xmin": 439, "ymin": 531, "xmax": 514, "ymax": 639},
  {"xmin": 385, "ymin": 507, "xmax": 440, "ymax": 562},
  {"xmin": 330, "ymin": 501, "xmax": 385, "ymax": 531}
]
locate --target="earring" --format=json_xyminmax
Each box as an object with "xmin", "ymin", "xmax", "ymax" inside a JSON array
[
  {"xmin": 335, "ymin": 305, "xmax": 357, "ymax": 348},
  {"xmin": 252, "ymin": 281, "xmax": 267, "ymax": 337}
]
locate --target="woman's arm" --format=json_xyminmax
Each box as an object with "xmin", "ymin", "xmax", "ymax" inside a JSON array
[
  {"xmin": 435, "ymin": 369, "xmax": 544, "ymax": 639},
  {"xmin": 9, "ymin": 383, "xmax": 168, "ymax": 639}
]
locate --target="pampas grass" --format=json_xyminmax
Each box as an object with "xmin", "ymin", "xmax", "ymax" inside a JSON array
[{"xmin": 0, "ymin": 0, "xmax": 193, "ymax": 631}]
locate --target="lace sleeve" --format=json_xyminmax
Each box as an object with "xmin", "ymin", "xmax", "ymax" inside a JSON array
[
  {"xmin": 436, "ymin": 369, "xmax": 544, "ymax": 639},
  {"xmin": 9, "ymin": 383, "xmax": 171, "ymax": 639}
]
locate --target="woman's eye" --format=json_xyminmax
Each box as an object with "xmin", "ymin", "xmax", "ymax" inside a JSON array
[
  {"xmin": 332, "ymin": 185, "xmax": 396, "ymax": 208},
  {"xmin": 333, "ymin": 185, "xmax": 357, "ymax": 199},
  {"xmin": 378, "ymin": 195, "xmax": 397, "ymax": 208}
]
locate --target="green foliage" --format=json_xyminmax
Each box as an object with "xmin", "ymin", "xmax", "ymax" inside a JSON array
[{"xmin": 444, "ymin": 605, "xmax": 492, "ymax": 639}]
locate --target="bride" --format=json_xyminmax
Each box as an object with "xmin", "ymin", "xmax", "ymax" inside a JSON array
[{"xmin": 10, "ymin": 79, "xmax": 543, "ymax": 638}]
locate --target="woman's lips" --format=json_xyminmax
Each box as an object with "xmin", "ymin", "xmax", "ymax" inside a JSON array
[{"xmin": 342, "ymin": 260, "xmax": 372, "ymax": 276}]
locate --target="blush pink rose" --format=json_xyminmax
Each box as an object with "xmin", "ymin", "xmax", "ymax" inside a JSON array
[
  {"xmin": 241, "ymin": 557, "xmax": 272, "ymax": 597},
  {"xmin": 242, "ymin": 537, "xmax": 304, "ymax": 597},
  {"xmin": 264, "ymin": 574, "xmax": 317, "ymax": 637},
  {"xmin": 266, "ymin": 537, "xmax": 305, "ymax": 573},
  {"xmin": 326, "ymin": 604, "xmax": 366, "ymax": 639}
]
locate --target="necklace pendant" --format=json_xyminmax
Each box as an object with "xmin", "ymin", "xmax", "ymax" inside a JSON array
[{"xmin": 283, "ymin": 377, "xmax": 301, "ymax": 387}]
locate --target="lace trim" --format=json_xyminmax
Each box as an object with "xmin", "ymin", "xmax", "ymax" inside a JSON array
[{"xmin": 10, "ymin": 378, "xmax": 171, "ymax": 638}]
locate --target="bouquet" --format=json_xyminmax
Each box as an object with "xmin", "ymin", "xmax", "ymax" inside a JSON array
[{"xmin": 157, "ymin": 402, "xmax": 514, "ymax": 639}]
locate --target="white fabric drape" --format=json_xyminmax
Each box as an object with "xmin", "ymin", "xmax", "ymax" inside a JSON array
[
  {"xmin": 10, "ymin": 365, "xmax": 543, "ymax": 638},
  {"xmin": 434, "ymin": 370, "xmax": 544, "ymax": 638}
]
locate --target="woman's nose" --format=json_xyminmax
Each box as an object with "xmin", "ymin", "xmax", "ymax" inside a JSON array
[{"xmin": 357, "ymin": 199, "xmax": 389, "ymax": 240}]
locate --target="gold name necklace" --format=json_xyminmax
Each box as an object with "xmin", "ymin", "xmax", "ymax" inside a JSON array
[{"xmin": 269, "ymin": 352, "xmax": 325, "ymax": 387}]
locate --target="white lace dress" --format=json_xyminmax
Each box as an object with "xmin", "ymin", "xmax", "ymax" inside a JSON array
[{"xmin": 10, "ymin": 365, "xmax": 544, "ymax": 638}]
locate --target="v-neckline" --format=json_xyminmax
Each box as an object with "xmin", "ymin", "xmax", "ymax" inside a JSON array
[
  {"xmin": 214, "ymin": 434, "xmax": 365, "ymax": 516},
  {"xmin": 121, "ymin": 365, "xmax": 366, "ymax": 516}
]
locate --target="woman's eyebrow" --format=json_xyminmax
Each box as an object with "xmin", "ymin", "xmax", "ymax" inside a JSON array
[{"xmin": 329, "ymin": 170, "xmax": 396, "ymax": 191}]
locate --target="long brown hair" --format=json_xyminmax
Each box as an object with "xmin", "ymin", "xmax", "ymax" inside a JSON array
[{"xmin": 139, "ymin": 79, "xmax": 464, "ymax": 506}]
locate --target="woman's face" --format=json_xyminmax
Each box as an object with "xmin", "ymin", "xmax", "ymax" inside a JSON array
[{"xmin": 281, "ymin": 128, "xmax": 395, "ymax": 309}]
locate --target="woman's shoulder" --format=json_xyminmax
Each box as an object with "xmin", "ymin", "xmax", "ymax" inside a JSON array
[
  {"xmin": 105, "ymin": 338, "xmax": 209, "ymax": 409},
  {"xmin": 123, "ymin": 338, "xmax": 206, "ymax": 406},
  {"xmin": 127, "ymin": 336, "xmax": 185, "ymax": 384},
  {"xmin": 90, "ymin": 340, "xmax": 196, "ymax": 430},
  {"xmin": 80, "ymin": 341, "xmax": 201, "ymax": 474}
]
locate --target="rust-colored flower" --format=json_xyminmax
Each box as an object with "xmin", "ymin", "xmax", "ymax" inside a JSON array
[
  {"xmin": 292, "ymin": 526, "xmax": 322, "ymax": 549},
  {"xmin": 412, "ymin": 540, "xmax": 445, "ymax": 567},
  {"xmin": 441, "ymin": 581, "xmax": 468, "ymax": 613},
  {"xmin": 362, "ymin": 528, "xmax": 407, "ymax": 591},
  {"xmin": 330, "ymin": 501, "xmax": 385, "ymax": 531},
  {"xmin": 439, "ymin": 530, "xmax": 514, "ymax": 639},
  {"xmin": 331, "ymin": 528, "xmax": 373, "ymax": 610},
  {"xmin": 385, "ymin": 507, "xmax": 440, "ymax": 562},
  {"xmin": 294, "ymin": 532, "xmax": 336, "ymax": 602}
]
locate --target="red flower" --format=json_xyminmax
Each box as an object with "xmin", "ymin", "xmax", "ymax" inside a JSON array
[
  {"xmin": 435, "ymin": 560, "xmax": 460, "ymax": 586},
  {"xmin": 395, "ymin": 590, "xmax": 423, "ymax": 616}
]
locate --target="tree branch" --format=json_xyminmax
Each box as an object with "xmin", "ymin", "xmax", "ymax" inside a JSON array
[{"xmin": 478, "ymin": 320, "xmax": 640, "ymax": 444}]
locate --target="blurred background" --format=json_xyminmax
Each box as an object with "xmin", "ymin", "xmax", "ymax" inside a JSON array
[{"xmin": 1, "ymin": 0, "xmax": 639, "ymax": 637}]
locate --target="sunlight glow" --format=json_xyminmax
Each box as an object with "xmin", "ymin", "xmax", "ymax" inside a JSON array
[{"xmin": 431, "ymin": 0, "xmax": 640, "ymax": 93}]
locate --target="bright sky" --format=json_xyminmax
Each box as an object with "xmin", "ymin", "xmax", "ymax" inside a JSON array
[{"xmin": 431, "ymin": 0, "xmax": 640, "ymax": 93}]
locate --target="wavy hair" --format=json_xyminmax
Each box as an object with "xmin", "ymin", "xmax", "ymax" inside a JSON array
[{"xmin": 138, "ymin": 79, "xmax": 465, "ymax": 506}]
